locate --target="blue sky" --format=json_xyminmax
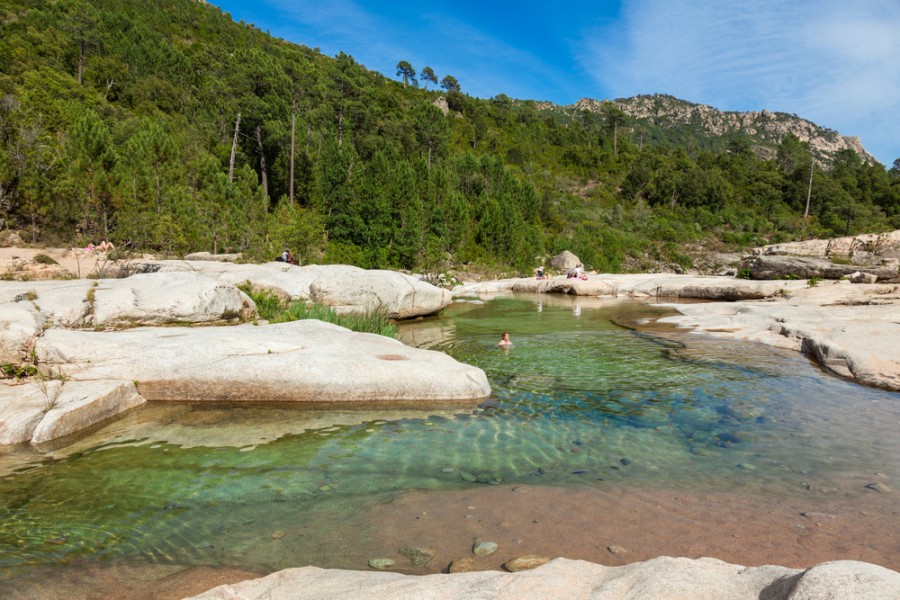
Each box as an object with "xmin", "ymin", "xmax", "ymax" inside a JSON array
[{"xmin": 209, "ymin": 0, "xmax": 900, "ymax": 166}]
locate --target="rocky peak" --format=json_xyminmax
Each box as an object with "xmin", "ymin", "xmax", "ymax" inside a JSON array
[{"xmin": 570, "ymin": 95, "xmax": 877, "ymax": 165}]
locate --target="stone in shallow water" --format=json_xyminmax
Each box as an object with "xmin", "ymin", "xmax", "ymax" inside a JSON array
[
  {"xmin": 866, "ymin": 482, "xmax": 891, "ymax": 493},
  {"xmin": 503, "ymin": 555, "xmax": 550, "ymax": 572},
  {"xmin": 448, "ymin": 557, "xmax": 475, "ymax": 573},
  {"xmin": 607, "ymin": 545, "xmax": 627, "ymax": 555},
  {"xmin": 458, "ymin": 471, "xmax": 477, "ymax": 482},
  {"xmin": 399, "ymin": 545, "xmax": 435, "ymax": 567},
  {"xmin": 473, "ymin": 541, "xmax": 498, "ymax": 557},
  {"xmin": 367, "ymin": 558, "xmax": 395, "ymax": 570}
]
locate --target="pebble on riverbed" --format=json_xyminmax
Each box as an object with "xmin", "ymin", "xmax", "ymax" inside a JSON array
[
  {"xmin": 473, "ymin": 541, "xmax": 498, "ymax": 556},
  {"xmin": 368, "ymin": 558, "xmax": 395, "ymax": 570},
  {"xmin": 865, "ymin": 482, "xmax": 891, "ymax": 493},
  {"xmin": 399, "ymin": 545, "xmax": 436, "ymax": 567},
  {"xmin": 448, "ymin": 557, "xmax": 475, "ymax": 573}
]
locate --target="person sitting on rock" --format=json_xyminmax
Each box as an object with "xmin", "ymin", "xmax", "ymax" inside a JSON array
[{"xmin": 534, "ymin": 266, "xmax": 545, "ymax": 279}]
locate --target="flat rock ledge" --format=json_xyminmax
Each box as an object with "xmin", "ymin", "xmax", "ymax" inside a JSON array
[
  {"xmin": 454, "ymin": 273, "xmax": 806, "ymax": 300},
  {"xmin": 1, "ymin": 321, "xmax": 490, "ymax": 447},
  {"xmin": 185, "ymin": 556, "xmax": 900, "ymax": 600},
  {"xmin": 454, "ymin": 274, "xmax": 900, "ymax": 391}
]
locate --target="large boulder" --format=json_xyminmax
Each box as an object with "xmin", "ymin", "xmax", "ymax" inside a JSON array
[
  {"xmin": 34, "ymin": 320, "xmax": 491, "ymax": 405},
  {"xmin": 307, "ymin": 267, "xmax": 450, "ymax": 319},
  {"xmin": 132, "ymin": 261, "xmax": 452, "ymax": 319},
  {"xmin": 0, "ymin": 273, "xmax": 254, "ymax": 329},
  {"xmin": 740, "ymin": 255, "xmax": 897, "ymax": 281},
  {"xmin": 184, "ymin": 556, "xmax": 900, "ymax": 600},
  {"xmin": 90, "ymin": 272, "xmax": 254, "ymax": 326},
  {"xmin": 549, "ymin": 251, "xmax": 581, "ymax": 271}
]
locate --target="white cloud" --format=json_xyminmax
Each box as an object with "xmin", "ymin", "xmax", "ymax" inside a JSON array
[{"xmin": 578, "ymin": 0, "xmax": 900, "ymax": 163}]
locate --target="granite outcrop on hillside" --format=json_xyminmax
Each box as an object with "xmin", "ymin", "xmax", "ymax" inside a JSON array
[{"xmin": 572, "ymin": 95, "xmax": 877, "ymax": 164}]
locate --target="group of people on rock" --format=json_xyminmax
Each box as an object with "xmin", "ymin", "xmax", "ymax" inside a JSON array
[{"xmin": 533, "ymin": 264, "xmax": 589, "ymax": 280}]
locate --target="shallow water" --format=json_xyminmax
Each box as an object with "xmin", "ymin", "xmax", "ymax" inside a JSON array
[{"xmin": 1, "ymin": 295, "xmax": 898, "ymax": 592}]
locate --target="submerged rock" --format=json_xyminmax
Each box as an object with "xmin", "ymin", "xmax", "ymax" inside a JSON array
[
  {"xmin": 447, "ymin": 557, "xmax": 475, "ymax": 573},
  {"xmin": 473, "ymin": 541, "xmax": 498, "ymax": 557},
  {"xmin": 398, "ymin": 545, "xmax": 435, "ymax": 567},
  {"xmin": 367, "ymin": 558, "xmax": 395, "ymax": 570},
  {"xmin": 503, "ymin": 555, "xmax": 551, "ymax": 572}
]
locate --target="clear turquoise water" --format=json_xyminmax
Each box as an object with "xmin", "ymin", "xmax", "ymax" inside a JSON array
[{"xmin": 1, "ymin": 295, "xmax": 898, "ymax": 585}]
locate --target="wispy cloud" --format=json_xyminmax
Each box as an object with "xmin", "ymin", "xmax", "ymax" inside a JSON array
[{"xmin": 578, "ymin": 0, "xmax": 900, "ymax": 164}]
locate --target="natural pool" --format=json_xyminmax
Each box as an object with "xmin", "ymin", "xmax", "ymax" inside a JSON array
[{"xmin": 1, "ymin": 294, "xmax": 898, "ymax": 597}]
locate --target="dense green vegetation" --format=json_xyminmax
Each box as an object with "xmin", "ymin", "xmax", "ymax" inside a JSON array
[
  {"xmin": 238, "ymin": 283, "xmax": 399, "ymax": 338},
  {"xmin": 1, "ymin": 0, "xmax": 898, "ymax": 274}
]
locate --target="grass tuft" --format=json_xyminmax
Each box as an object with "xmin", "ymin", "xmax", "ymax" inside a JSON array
[{"xmin": 239, "ymin": 284, "xmax": 398, "ymax": 338}]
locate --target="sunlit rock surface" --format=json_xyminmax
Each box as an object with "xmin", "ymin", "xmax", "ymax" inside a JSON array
[
  {"xmin": 185, "ymin": 556, "xmax": 900, "ymax": 600},
  {"xmin": 134, "ymin": 261, "xmax": 452, "ymax": 319}
]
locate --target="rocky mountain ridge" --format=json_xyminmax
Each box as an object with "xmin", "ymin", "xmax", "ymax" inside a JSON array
[{"xmin": 549, "ymin": 94, "xmax": 876, "ymax": 165}]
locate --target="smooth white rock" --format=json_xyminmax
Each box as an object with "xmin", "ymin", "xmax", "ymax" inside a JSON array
[
  {"xmin": 0, "ymin": 301, "xmax": 44, "ymax": 363},
  {"xmin": 0, "ymin": 383, "xmax": 46, "ymax": 445},
  {"xmin": 90, "ymin": 272, "xmax": 252, "ymax": 326},
  {"xmin": 137, "ymin": 261, "xmax": 451, "ymax": 319},
  {"xmin": 30, "ymin": 380, "xmax": 145, "ymax": 445},
  {"xmin": 0, "ymin": 380, "xmax": 145, "ymax": 446},
  {"xmin": 0, "ymin": 274, "xmax": 251, "ymax": 328},
  {"xmin": 456, "ymin": 274, "xmax": 803, "ymax": 301},
  {"xmin": 35, "ymin": 320, "xmax": 491, "ymax": 404},
  {"xmin": 183, "ymin": 556, "xmax": 900, "ymax": 600}
]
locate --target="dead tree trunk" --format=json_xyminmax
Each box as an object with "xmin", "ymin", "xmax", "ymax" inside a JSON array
[
  {"xmin": 255, "ymin": 124, "xmax": 269, "ymax": 205},
  {"xmin": 803, "ymin": 161, "xmax": 814, "ymax": 219},
  {"xmin": 78, "ymin": 42, "xmax": 84, "ymax": 85},
  {"xmin": 289, "ymin": 106, "xmax": 296, "ymax": 207},
  {"xmin": 228, "ymin": 113, "xmax": 240, "ymax": 183}
]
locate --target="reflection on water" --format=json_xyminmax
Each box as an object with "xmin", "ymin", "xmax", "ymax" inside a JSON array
[{"xmin": 1, "ymin": 295, "xmax": 899, "ymax": 587}]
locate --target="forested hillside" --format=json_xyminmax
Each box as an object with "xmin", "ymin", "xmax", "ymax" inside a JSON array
[{"xmin": 1, "ymin": 0, "xmax": 898, "ymax": 274}]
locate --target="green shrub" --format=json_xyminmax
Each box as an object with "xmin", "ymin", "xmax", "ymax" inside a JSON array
[
  {"xmin": 33, "ymin": 254, "xmax": 58, "ymax": 265},
  {"xmin": 1, "ymin": 363, "xmax": 38, "ymax": 379},
  {"xmin": 239, "ymin": 284, "xmax": 398, "ymax": 338}
]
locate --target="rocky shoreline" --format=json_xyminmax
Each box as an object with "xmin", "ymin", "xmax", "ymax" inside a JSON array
[
  {"xmin": 455, "ymin": 273, "xmax": 900, "ymax": 392},
  {"xmin": 186, "ymin": 556, "xmax": 900, "ymax": 600}
]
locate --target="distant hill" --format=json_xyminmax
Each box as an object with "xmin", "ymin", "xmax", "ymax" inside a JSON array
[{"xmin": 543, "ymin": 94, "xmax": 876, "ymax": 166}]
